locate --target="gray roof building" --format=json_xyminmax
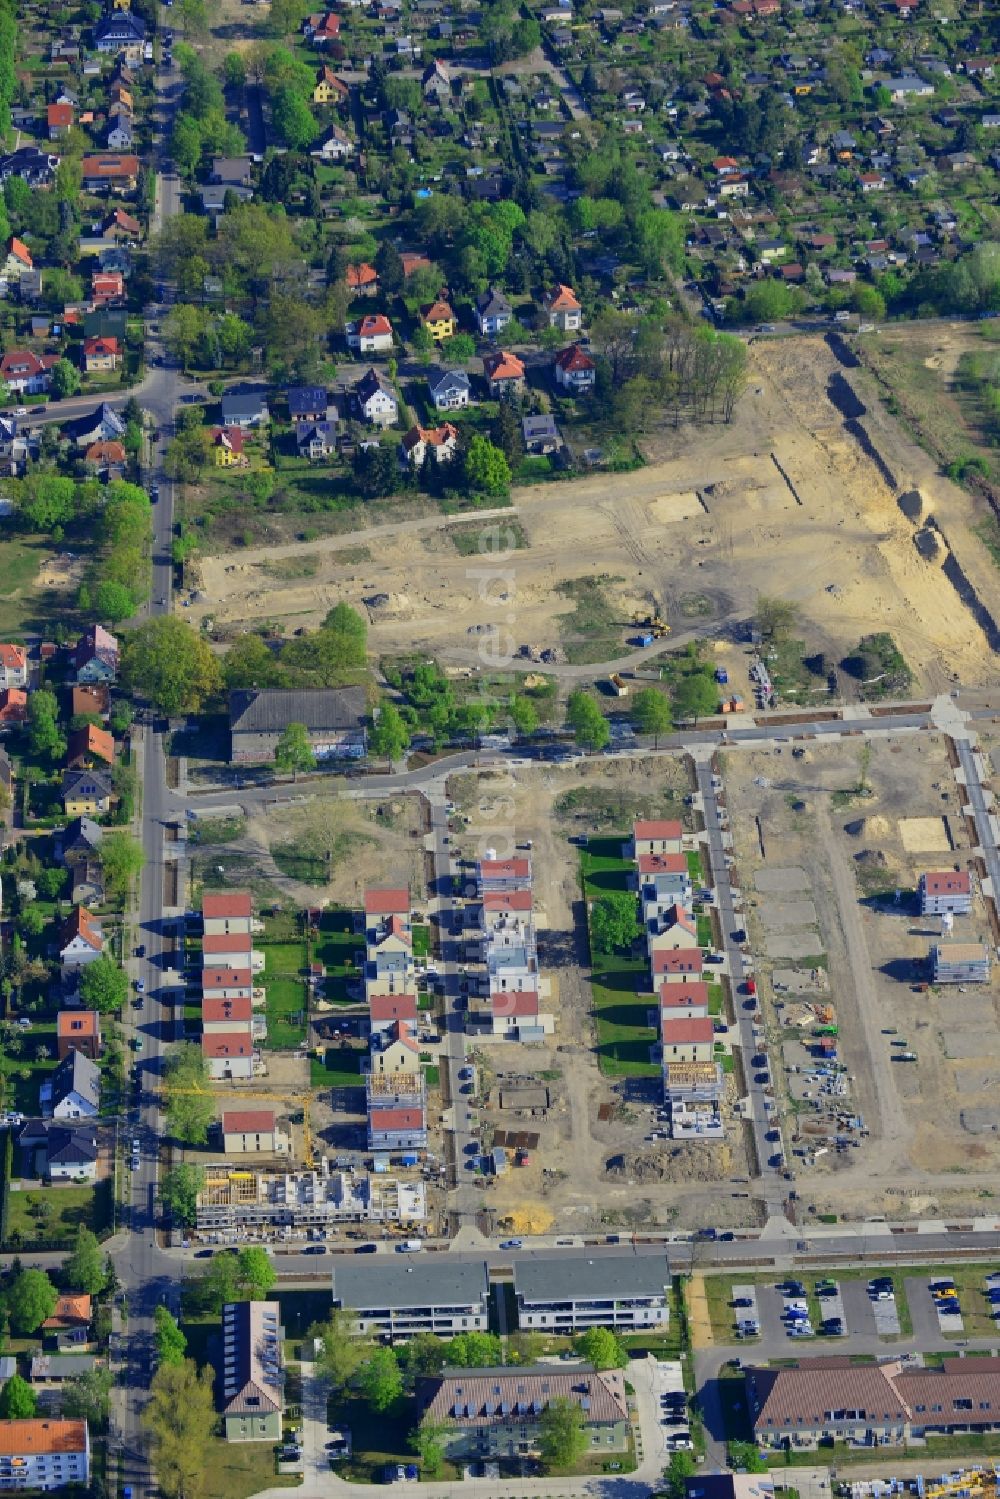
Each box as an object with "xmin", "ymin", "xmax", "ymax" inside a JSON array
[
  {"xmin": 45, "ymin": 1050, "xmax": 100, "ymax": 1118},
  {"xmin": 331, "ymin": 1258, "xmax": 489, "ymax": 1337},
  {"xmin": 229, "ymin": 687, "xmax": 368, "ymax": 765},
  {"xmin": 220, "ymin": 1300, "xmax": 284, "ymax": 1442},
  {"xmin": 513, "ymin": 1252, "xmax": 671, "ymax": 1331}
]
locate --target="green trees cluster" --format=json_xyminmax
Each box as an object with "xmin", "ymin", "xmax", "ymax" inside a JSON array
[
  {"xmin": 122, "ymin": 617, "xmax": 222, "ymax": 716},
  {"xmin": 567, "ymin": 690, "xmax": 610, "ymax": 751},
  {"xmin": 162, "ymin": 306, "xmax": 252, "ymax": 373},
  {"xmin": 142, "ymin": 1360, "xmax": 217, "ymax": 1499},
  {"xmin": 78, "ymin": 956, "xmax": 129, "ymax": 1014},
  {"xmin": 159, "ymin": 1164, "xmax": 206, "ymax": 1227},
  {"xmin": 78, "ymin": 481, "xmax": 154, "ymax": 624},
  {"xmin": 163, "ymin": 1043, "xmax": 215, "ymax": 1144},
  {"xmin": 222, "ymin": 605, "xmax": 368, "ymax": 692},
  {"xmin": 170, "ymin": 48, "xmax": 246, "ymax": 175},
  {"xmin": 26, "ymin": 690, "xmax": 65, "ymax": 764},
  {"xmin": 592, "ymin": 309, "xmax": 748, "ymax": 428},
  {"xmin": 0, "ymin": 0, "xmax": 17, "ymax": 143},
  {"xmin": 590, "ymin": 892, "xmax": 640, "ymax": 956}
]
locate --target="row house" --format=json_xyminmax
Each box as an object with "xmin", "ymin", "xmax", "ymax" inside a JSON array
[
  {"xmin": 468, "ymin": 859, "xmax": 554, "ymax": 1040},
  {"xmin": 362, "ymin": 888, "xmax": 427, "ymax": 1151},
  {"xmin": 201, "ymin": 891, "xmax": 263, "ymax": 1079},
  {"xmin": 627, "ymin": 819, "xmax": 723, "ymax": 1139},
  {"xmin": 195, "ymin": 1164, "xmax": 425, "ymax": 1233}
]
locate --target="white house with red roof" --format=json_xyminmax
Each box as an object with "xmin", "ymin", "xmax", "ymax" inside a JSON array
[
  {"xmin": 553, "ymin": 343, "xmax": 596, "ymax": 391},
  {"xmin": 220, "ymin": 1108, "xmax": 289, "ymax": 1155},
  {"xmin": 542, "ymin": 284, "xmax": 583, "ymax": 331},
  {"xmin": 202, "ymin": 1031, "xmax": 255, "ymax": 1080},
  {"xmin": 630, "ymin": 819, "xmax": 683, "ymax": 858},
  {"xmin": 0, "ymin": 643, "xmax": 28, "ymax": 690},
  {"xmin": 0, "ymin": 349, "xmax": 58, "ymax": 394},
  {"xmin": 647, "ymin": 903, "xmax": 699, "ymax": 952},
  {"xmin": 346, "ymin": 314, "xmax": 394, "ymax": 354}
]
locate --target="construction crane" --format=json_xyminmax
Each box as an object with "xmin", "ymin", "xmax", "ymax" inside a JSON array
[{"xmin": 163, "ymin": 1085, "xmax": 315, "ymax": 1167}]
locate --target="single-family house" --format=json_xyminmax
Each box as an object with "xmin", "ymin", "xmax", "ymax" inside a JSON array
[
  {"xmin": 65, "ymin": 403, "xmax": 127, "ymax": 450},
  {"xmin": 0, "ymin": 350, "xmax": 57, "ymax": 395},
  {"xmin": 62, "ymin": 769, "xmax": 114, "ymax": 817},
  {"xmin": 653, "ymin": 948, "xmax": 703, "ymax": 983},
  {"xmin": 521, "ymin": 414, "xmax": 560, "ymax": 454},
  {"xmin": 101, "ymin": 208, "xmax": 142, "ymax": 241},
  {"xmin": 543, "ymin": 284, "xmax": 583, "ymax": 331},
  {"xmin": 553, "ymin": 343, "xmax": 596, "ymax": 391},
  {"xmin": 220, "ymin": 1110, "xmax": 289, "ymax": 1155},
  {"xmin": 47, "ymin": 103, "xmax": 74, "ymax": 140},
  {"xmin": 42, "ymin": 1049, "xmax": 101, "ymax": 1119},
  {"xmin": 59, "ymin": 907, "xmax": 104, "ymax": 974},
  {"xmin": 0, "ymin": 149, "xmax": 58, "ymax": 188},
  {"xmin": 297, "ymin": 421, "xmax": 337, "ymax": 460},
  {"xmin": 106, "ymin": 113, "xmax": 133, "ymax": 152},
  {"xmin": 483, "ymin": 350, "xmax": 525, "ymax": 398},
  {"xmin": 661, "ymin": 1015, "xmax": 715, "ymax": 1062},
  {"xmin": 475, "ymin": 287, "xmax": 513, "ymax": 338},
  {"xmin": 346, "ymin": 262, "xmax": 379, "ymax": 296},
  {"xmin": 312, "ymin": 125, "xmax": 354, "ymax": 161},
  {"xmin": 313, "ymin": 66, "xmax": 350, "ymax": 104},
  {"xmin": 286, "ymin": 386, "xmax": 329, "ymax": 424},
  {"xmin": 82, "ymin": 336, "xmax": 120, "ymax": 373},
  {"xmin": 427, "ymin": 369, "xmax": 471, "ymax": 411},
  {"xmin": 67, "ymin": 724, "xmax": 114, "ymax": 769},
  {"xmin": 346, "ymin": 314, "xmax": 394, "ymax": 354},
  {"xmin": 0, "ymin": 689, "xmax": 27, "ymax": 725},
  {"xmin": 420, "ymin": 299, "xmax": 457, "ymax": 341},
  {"xmin": 210, "ymin": 427, "xmax": 249, "ymax": 467},
  {"xmin": 56, "ymin": 1010, "xmax": 102, "ymax": 1061},
  {"xmin": 631, "ymin": 819, "xmax": 683, "ymax": 858},
  {"xmin": 886, "ymin": 74, "xmax": 934, "ymax": 100},
  {"xmin": 220, "ymin": 391, "xmax": 269, "ymax": 429},
  {"xmin": 422, "ymin": 59, "xmax": 452, "ymax": 99},
  {"xmin": 93, "ymin": 10, "xmax": 146, "ymax": 55},
  {"xmin": 74, "ymin": 625, "xmax": 119, "ymax": 684},
  {"xmin": 401, "ymin": 422, "xmax": 459, "ymax": 467},
  {"xmin": 0, "ymin": 643, "xmax": 27, "ymax": 690},
  {"xmin": 80, "ymin": 155, "xmax": 140, "ymax": 192},
  {"xmin": 304, "ymin": 10, "xmax": 341, "ymax": 42},
  {"xmin": 354, "ymin": 367, "xmax": 398, "ymax": 426}
]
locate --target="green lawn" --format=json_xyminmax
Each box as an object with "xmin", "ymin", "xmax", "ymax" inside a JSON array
[
  {"xmin": 0, "ymin": 1021, "xmax": 61, "ymax": 1114},
  {"xmin": 0, "ymin": 534, "xmax": 72, "ymax": 637},
  {"xmin": 310, "ymin": 1047, "xmax": 364, "ymax": 1089},
  {"xmin": 200, "ymin": 1437, "xmax": 299, "ymax": 1499},
  {"xmin": 686, "ymin": 850, "xmax": 703, "ymax": 882},
  {"xmin": 263, "ymin": 941, "xmax": 308, "ymax": 1048},
  {"xmin": 696, "ymin": 913, "xmax": 713, "ymax": 948},
  {"xmin": 707, "ymin": 982, "xmax": 724, "ymax": 1018},
  {"xmin": 5, "ymin": 1182, "xmax": 110, "ymax": 1249},
  {"xmin": 592, "ymin": 960, "xmax": 659, "ymax": 1077},
  {"xmin": 581, "ymin": 836, "xmax": 633, "ymax": 896},
  {"xmin": 411, "ymin": 923, "xmax": 430, "ymax": 959},
  {"xmin": 314, "ymin": 908, "xmax": 363, "ymax": 1005}
]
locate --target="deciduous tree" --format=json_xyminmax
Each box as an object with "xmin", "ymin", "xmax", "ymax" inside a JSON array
[
  {"xmin": 590, "ymin": 892, "xmax": 639, "ymax": 955},
  {"xmin": 538, "ymin": 1397, "xmax": 587, "ymax": 1470},
  {"xmin": 154, "ymin": 1306, "xmax": 188, "ymax": 1367},
  {"xmin": 237, "ymin": 1246, "xmax": 276, "ymax": 1300},
  {"xmin": 354, "ymin": 1347, "xmax": 403, "ymax": 1412},
  {"xmin": 159, "ymin": 1164, "xmax": 205, "ymax": 1228},
  {"xmin": 369, "ymin": 702, "xmax": 410, "ymax": 762},
  {"xmin": 309, "ymin": 1306, "xmax": 370, "ymax": 1388},
  {"xmin": 567, "ymin": 689, "xmax": 610, "ymax": 751},
  {"xmin": 631, "ymin": 687, "xmax": 672, "ymax": 746},
  {"xmin": 274, "ymin": 722, "xmax": 316, "ymax": 777},
  {"xmin": 64, "ymin": 1228, "xmax": 108, "ymax": 1295},
  {"xmin": 574, "ymin": 1326, "xmax": 627, "ymax": 1369},
  {"xmin": 6, "ymin": 1268, "xmax": 58, "ymax": 1334},
  {"xmin": 78, "ymin": 957, "xmax": 129, "ymax": 1015},
  {"xmin": 163, "ymin": 1043, "xmax": 215, "ymax": 1144},
  {"xmin": 122, "ymin": 617, "xmax": 222, "ymax": 715},
  {"xmin": 143, "ymin": 1360, "xmax": 216, "ymax": 1499},
  {"xmin": 0, "ymin": 1375, "xmax": 36, "ymax": 1419},
  {"xmin": 99, "ymin": 831, "xmax": 145, "ymax": 902}
]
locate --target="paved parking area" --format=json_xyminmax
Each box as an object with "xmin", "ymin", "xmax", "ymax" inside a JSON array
[
  {"xmin": 870, "ymin": 1288, "xmax": 902, "ymax": 1336},
  {"xmin": 732, "ymin": 1283, "xmax": 761, "ymax": 1339},
  {"xmin": 841, "ymin": 1279, "xmax": 880, "ymax": 1336},
  {"xmin": 816, "ymin": 1279, "xmax": 847, "ymax": 1336}
]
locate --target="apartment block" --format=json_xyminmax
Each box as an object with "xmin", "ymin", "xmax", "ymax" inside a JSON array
[
  {"xmin": 513, "ymin": 1254, "xmax": 671, "ymax": 1332},
  {"xmin": 0, "ymin": 1420, "xmax": 90, "ymax": 1490},
  {"xmin": 220, "ymin": 1301, "xmax": 283, "ymax": 1442},
  {"xmin": 196, "ymin": 1165, "xmax": 425, "ymax": 1233},
  {"xmin": 331, "ymin": 1259, "xmax": 489, "ymax": 1338},
  {"xmin": 919, "ymin": 869, "xmax": 972, "ymax": 917}
]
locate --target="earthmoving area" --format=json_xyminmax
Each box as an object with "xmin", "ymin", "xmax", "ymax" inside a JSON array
[
  {"xmin": 722, "ymin": 730, "xmax": 1000, "ymax": 1224},
  {"xmin": 185, "ymin": 335, "xmax": 997, "ymax": 697}
]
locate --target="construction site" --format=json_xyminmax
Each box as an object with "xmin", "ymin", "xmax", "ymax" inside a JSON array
[
  {"xmin": 722, "ymin": 727, "xmax": 1000, "ymax": 1224},
  {"xmin": 182, "ymin": 335, "xmax": 1000, "ymax": 702}
]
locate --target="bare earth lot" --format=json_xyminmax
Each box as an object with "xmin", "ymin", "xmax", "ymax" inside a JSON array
[
  {"xmin": 723, "ymin": 731, "xmax": 1000, "ymax": 1223},
  {"xmin": 186, "ymin": 336, "xmax": 996, "ymax": 694}
]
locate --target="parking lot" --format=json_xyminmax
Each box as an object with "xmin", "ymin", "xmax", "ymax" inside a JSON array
[
  {"xmin": 650, "ymin": 1360, "xmax": 692, "ymax": 1463},
  {"xmin": 706, "ymin": 1271, "xmax": 911, "ymax": 1344}
]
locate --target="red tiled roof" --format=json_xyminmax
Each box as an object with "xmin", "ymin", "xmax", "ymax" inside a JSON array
[
  {"xmin": 923, "ymin": 870, "xmax": 971, "ymax": 895},
  {"xmin": 202, "ymin": 967, "xmax": 253, "ymax": 988},
  {"xmin": 653, "ymin": 948, "xmax": 703, "ymax": 975},
  {"xmin": 479, "ymin": 858, "xmax": 531, "ymax": 880},
  {"xmin": 43, "ymin": 1294, "xmax": 92, "ymax": 1328},
  {"xmin": 346, "ymin": 262, "xmax": 377, "ymax": 288},
  {"xmin": 211, "ymin": 425, "xmax": 248, "ymax": 455},
  {"xmin": 71, "ymin": 686, "xmax": 110, "ymax": 717},
  {"xmin": 222, "ymin": 1109, "xmax": 276, "ymax": 1133},
  {"xmin": 0, "ymin": 643, "xmax": 26, "ymax": 670},
  {"xmin": 634, "ymin": 819, "xmax": 683, "ymax": 841},
  {"xmin": 555, "ymin": 344, "xmax": 596, "ymax": 373},
  {"xmin": 422, "ymin": 299, "xmax": 455, "ymax": 323},
  {"xmin": 203, "ymin": 932, "xmax": 252, "ymax": 954},
  {"xmin": 62, "ymin": 905, "xmax": 103, "ymax": 952},
  {"xmin": 638, "ymin": 852, "xmax": 689, "ymax": 875},
  {"xmin": 201, "ymin": 1031, "xmax": 253, "ymax": 1057},
  {"xmin": 358, "ymin": 314, "xmax": 392, "ymax": 336},
  {"xmin": 84, "ymin": 441, "xmax": 127, "ymax": 464},
  {"xmin": 0, "ymin": 1421, "xmax": 89, "ymax": 1456},
  {"xmin": 660, "ymin": 981, "xmax": 710, "ymax": 1008},
  {"xmin": 69, "ymin": 723, "xmax": 114, "ymax": 763},
  {"xmin": 369, "ymin": 1106, "xmax": 424, "ymax": 1129},
  {"xmin": 0, "ymin": 689, "xmax": 28, "ymax": 722},
  {"xmin": 202, "ymin": 994, "xmax": 253, "ymax": 1022},
  {"xmin": 484, "ymin": 350, "xmax": 525, "ymax": 381},
  {"xmin": 661, "ymin": 1016, "xmax": 714, "ymax": 1044},
  {"xmin": 490, "ymin": 990, "xmax": 539, "ymax": 1016},
  {"xmin": 8, "ymin": 237, "xmax": 32, "ymax": 268},
  {"xmin": 365, "ymin": 887, "xmax": 410, "ymax": 915},
  {"xmin": 47, "ymin": 103, "xmax": 73, "ymax": 128},
  {"xmin": 81, "ymin": 154, "xmax": 140, "ymax": 178},
  {"xmin": 401, "ymin": 252, "xmax": 431, "ymax": 276},
  {"xmin": 545, "ymin": 283, "xmax": 581, "ymax": 310},
  {"xmin": 369, "ymin": 992, "xmax": 418, "ymax": 1020},
  {"xmin": 203, "ymin": 892, "xmax": 253, "ymax": 919},
  {"xmin": 57, "ymin": 1010, "xmax": 100, "ymax": 1037},
  {"xmin": 84, "ymin": 336, "xmax": 120, "ymax": 357},
  {"xmin": 483, "ymin": 890, "xmax": 533, "ymax": 912}
]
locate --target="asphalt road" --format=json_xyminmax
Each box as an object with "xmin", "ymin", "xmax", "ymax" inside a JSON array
[{"xmin": 109, "ymin": 30, "xmax": 185, "ymax": 1497}]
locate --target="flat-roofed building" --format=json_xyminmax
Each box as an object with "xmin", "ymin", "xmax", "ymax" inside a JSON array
[
  {"xmin": 331, "ymin": 1258, "xmax": 490, "ymax": 1338},
  {"xmin": 931, "ymin": 941, "xmax": 990, "ymax": 983},
  {"xmin": 514, "ymin": 1253, "xmax": 670, "ymax": 1332}
]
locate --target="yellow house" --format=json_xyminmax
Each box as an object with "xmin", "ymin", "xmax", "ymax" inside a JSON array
[
  {"xmin": 793, "ymin": 82, "xmax": 812, "ymax": 95},
  {"xmin": 313, "ymin": 67, "xmax": 348, "ymax": 104},
  {"xmin": 63, "ymin": 769, "xmax": 113, "ymax": 817},
  {"xmin": 420, "ymin": 299, "xmax": 457, "ymax": 342},
  {"xmin": 111, "ymin": 0, "xmax": 131, "ymax": 11},
  {"xmin": 210, "ymin": 426, "xmax": 248, "ymax": 467}
]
